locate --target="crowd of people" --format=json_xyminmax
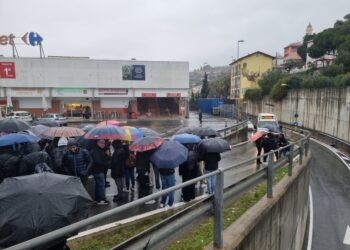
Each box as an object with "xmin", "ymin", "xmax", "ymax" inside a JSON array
[
  {"xmin": 0, "ymin": 133, "xmax": 223, "ymax": 208},
  {"xmin": 254, "ymin": 127, "xmax": 289, "ymax": 166}
]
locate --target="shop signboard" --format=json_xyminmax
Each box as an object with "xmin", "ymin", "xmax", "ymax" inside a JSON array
[
  {"xmin": 8, "ymin": 88, "xmax": 48, "ymax": 97},
  {"xmin": 141, "ymin": 93, "xmax": 157, "ymax": 97},
  {"xmin": 97, "ymin": 88, "xmax": 128, "ymax": 96},
  {"xmin": 52, "ymin": 88, "xmax": 91, "ymax": 97},
  {"xmin": 0, "ymin": 62, "xmax": 16, "ymax": 79},
  {"xmin": 122, "ymin": 65, "xmax": 145, "ymax": 80}
]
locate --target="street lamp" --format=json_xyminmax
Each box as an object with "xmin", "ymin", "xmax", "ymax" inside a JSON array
[{"xmin": 237, "ymin": 40, "xmax": 244, "ymax": 60}]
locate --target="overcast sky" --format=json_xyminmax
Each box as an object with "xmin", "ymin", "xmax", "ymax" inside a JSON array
[{"xmin": 0, "ymin": 0, "xmax": 349, "ymax": 70}]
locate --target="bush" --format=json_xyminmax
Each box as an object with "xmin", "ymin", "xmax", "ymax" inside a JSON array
[
  {"xmin": 334, "ymin": 73, "xmax": 350, "ymax": 87},
  {"xmin": 258, "ymin": 70, "xmax": 286, "ymax": 95},
  {"xmin": 300, "ymin": 76, "xmax": 334, "ymax": 88},
  {"xmin": 321, "ymin": 64, "xmax": 344, "ymax": 77},
  {"xmin": 244, "ymin": 88, "xmax": 263, "ymax": 102},
  {"xmin": 270, "ymin": 78, "xmax": 289, "ymax": 101}
]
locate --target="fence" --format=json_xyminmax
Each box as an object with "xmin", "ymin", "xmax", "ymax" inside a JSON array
[{"xmin": 6, "ymin": 124, "xmax": 311, "ymax": 250}]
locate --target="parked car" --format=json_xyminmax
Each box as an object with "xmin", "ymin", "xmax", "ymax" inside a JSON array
[
  {"xmin": 6, "ymin": 111, "xmax": 33, "ymax": 122},
  {"xmin": 37, "ymin": 113, "xmax": 68, "ymax": 126}
]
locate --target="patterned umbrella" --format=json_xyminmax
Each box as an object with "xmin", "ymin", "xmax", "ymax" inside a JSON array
[
  {"xmin": 123, "ymin": 126, "xmax": 144, "ymax": 142},
  {"xmin": 129, "ymin": 136, "xmax": 164, "ymax": 152},
  {"xmin": 84, "ymin": 125, "xmax": 128, "ymax": 140},
  {"xmin": 43, "ymin": 127, "xmax": 85, "ymax": 138},
  {"xmin": 0, "ymin": 118, "xmax": 30, "ymax": 133},
  {"xmin": 96, "ymin": 120, "xmax": 122, "ymax": 127}
]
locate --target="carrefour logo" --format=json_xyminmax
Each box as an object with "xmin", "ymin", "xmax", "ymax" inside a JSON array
[{"xmin": 0, "ymin": 32, "xmax": 43, "ymax": 46}]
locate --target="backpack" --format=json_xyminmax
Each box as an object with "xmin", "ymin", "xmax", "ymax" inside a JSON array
[
  {"xmin": 126, "ymin": 153, "xmax": 136, "ymax": 168},
  {"xmin": 34, "ymin": 162, "xmax": 53, "ymax": 173}
]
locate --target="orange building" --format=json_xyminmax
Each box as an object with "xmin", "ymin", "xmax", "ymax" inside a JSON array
[{"xmin": 284, "ymin": 42, "xmax": 302, "ymax": 60}]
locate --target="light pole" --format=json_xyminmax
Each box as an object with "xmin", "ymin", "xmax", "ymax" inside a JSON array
[{"xmin": 237, "ymin": 40, "xmax": 244, "ymax": 60}]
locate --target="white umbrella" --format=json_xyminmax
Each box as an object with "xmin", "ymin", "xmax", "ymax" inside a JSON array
[{"xmin": 42, "ymin": 96, "xmax": 49, "ymax": 111}]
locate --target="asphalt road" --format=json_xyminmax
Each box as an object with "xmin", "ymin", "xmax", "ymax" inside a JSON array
[{"xmin": 309, "ymin": 141, "xmax": 350, "ymax": 250}]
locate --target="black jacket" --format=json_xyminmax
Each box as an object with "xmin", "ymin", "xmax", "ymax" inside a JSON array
[
  {"xmin": 202, "ymin": 152, "xmax": 221, "ymax": 171},
  {"xmin": 135, "ymin": 151, "xmax": 152, "ymax": 175},
  {"xmin": 179, "ymin": 149, "xmax": 199, "ymax": 176},
  {"xmin": 262, "ymin": 134, "xmax": 278, "ymax": 152},
  {"xmin": 18, "ymin": 151, "xmax": 53, "ymax": 176},
  {"xmin": 0, "ymin": 152, "xmax": 20, "ymax": 178},
  {"xmin": 89, "ymin": 146, "xmax": 109, "ymax": 173},
  {"xmin": 111, "ymin": 145, "xmax": 127, "ymax": 178},
  {"xmin": 62, "ymin": 147, "xmax": 92, "ymax": 176}
]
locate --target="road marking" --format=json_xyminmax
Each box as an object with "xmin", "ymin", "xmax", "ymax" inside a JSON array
[
  {"xmin": 344, "ymin": 226, "xmax": 350, "ymax": 245},
  {"xmin": 307, "ymin": 186, "xmax": 314, "ymax": 250}
]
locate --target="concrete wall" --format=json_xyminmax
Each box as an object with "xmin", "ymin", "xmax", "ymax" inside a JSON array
[
  {"xmin": 224, "ymin": 126, "xmax": 248, "ymax": 145},
  {"xmin": 206, "ymin": 155, "xmax": 311, "ymax": 250},
  {"xmin": 245, "ymin": 87, "xmax": 350, "ymax": 142}
]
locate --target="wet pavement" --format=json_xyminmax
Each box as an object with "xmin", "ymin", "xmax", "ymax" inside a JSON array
[{"xmin": 72, "ymin": 112, "xmax": 255, "ymax": 229}]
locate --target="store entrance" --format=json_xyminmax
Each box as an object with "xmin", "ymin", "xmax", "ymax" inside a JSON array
[{"xmin": 64, "ymin": 101, "xmax": 92, "ymax": 118}]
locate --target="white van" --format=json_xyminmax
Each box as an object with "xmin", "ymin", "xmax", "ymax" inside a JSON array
[{"xmin": 257, "ymin": 113, "xmax": 280, "ymax": 133}]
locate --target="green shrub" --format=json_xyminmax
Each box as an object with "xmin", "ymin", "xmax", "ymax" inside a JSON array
[
  {"xmin": 270, "ymin": 79, "xmax": 288, "ymax": 101},
  {"xmin": 321, "ymin": 64, "xmax": 345, "ymax": 77},
  {"xmin": 258, "ymin": 70, "xmax": 286, "ymax": 95},
  {"xmin": 334, "ymin": 73, "xmax": 350, "ymax": 87},
  {"xmin": 244, "ymin": 88, "xmax": 262, "ymax": 102}
]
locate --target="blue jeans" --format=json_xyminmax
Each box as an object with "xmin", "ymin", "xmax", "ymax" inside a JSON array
[
  {"xmin": 92, "ymin": 172, "xmax": 106, "ymax": 201},
  {"xmin": 205, "ymin": 170, "xmax": 216, "ymax": 194},
  {"xmin": 160, "ymin": 173, "xmax": 176, "ymax": 207},
  {"xmin": 125, "ymin": 167, "xmax": 135, "ymax": 189}
]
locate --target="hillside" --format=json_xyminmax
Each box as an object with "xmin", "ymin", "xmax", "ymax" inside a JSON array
[{"xmin": 190, "ymin": 64, "xmax": 229, "ymax": 87}]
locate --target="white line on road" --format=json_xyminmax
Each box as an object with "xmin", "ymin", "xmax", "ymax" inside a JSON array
[
  {"xmin": 344, "ymin": 226, "xmax": 350, "ymax": 245},
  {"xmin": 307, "ymin": 186, "xmax": 314, "ymax": 250}
]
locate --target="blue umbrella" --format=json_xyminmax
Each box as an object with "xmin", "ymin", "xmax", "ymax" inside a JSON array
[
  {"xmin": 171, "ymin": 133, "xmax": 201, "ymax": 144},
  {"xmin": 150, "ymin": 141, "xmax": 188, "ymax": 169},
  {"xmin": 0, "ymin": 133, "xmax": 38, "ymax": 147}
]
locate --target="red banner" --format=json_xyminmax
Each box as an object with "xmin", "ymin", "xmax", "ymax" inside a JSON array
[
  {"xmin": 0, "ymin": 62, "xmax": 16, "ymax": 78},
  {"xmin": 166, "ymin": 93, "xmax": 181, "ymax": 97},
  {"xmin": 142, "ymin": 93, "xmax": 156, "ymax": 97}
]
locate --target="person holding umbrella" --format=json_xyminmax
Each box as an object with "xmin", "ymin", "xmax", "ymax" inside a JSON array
[
  {"xmin": 89, "ymin": 139, "xmax": 110, "ymax": 205},
  {"xmin": 198, "ymin": 138, "xmax": 230, "ymax": 194},
  {"xmin": 150, "ymin": 141, "xmax": 188, "ymax": 208},
  {"xmin": 111, "ymin": 140, "xmax": 127, "ymax": 202},
  {"xmin": 62, "ymin": 139, "xmax": 92, "ymax": 187}
]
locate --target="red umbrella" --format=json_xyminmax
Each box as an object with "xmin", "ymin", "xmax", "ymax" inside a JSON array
[
  {"xmin": 129, "ymin": 137, "xmax": 164, "ymax": 152},
  {"xmin": 96, "ymin": 120, "xmax": 123, "ymax": 127},
  {"xmin": 250, "ymin": 131, "xmax": 265, "ymax": 142}
]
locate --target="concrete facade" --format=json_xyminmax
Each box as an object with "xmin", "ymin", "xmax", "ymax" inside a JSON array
[
  {"xmin": 245, "ymin": 87, "xmax": 350, "ymax": 142},
  {"xmin": 0, "ymin": 57, "xmax": 189, "ymax": 118}
]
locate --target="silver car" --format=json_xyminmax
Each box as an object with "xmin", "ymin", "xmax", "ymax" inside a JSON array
[{"xmin": 37, "ymin": 113, "xmax": 68, "ymax": 126}]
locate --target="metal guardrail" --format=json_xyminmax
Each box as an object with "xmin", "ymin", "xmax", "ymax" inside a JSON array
[
  {"xmin": 217, "ymin": 119, "xmax": 247, "ymax": 137},
  {"xmin": 6, "ymin": 125, "xmax": 311, "ymax": 250}
]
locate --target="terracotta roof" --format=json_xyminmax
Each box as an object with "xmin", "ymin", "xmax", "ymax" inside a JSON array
[
  {"xmin": 229, "ymin": 51, "xmax": 275, "ymax": 65},
  {"xmin": 284, "ymin": 42, "xmax": 302, "ymax": 49}
]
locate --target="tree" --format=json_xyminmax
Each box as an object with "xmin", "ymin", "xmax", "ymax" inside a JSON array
[
  {"xmin": 297, "ymin": 34, "xmax": 315, "ymax": 62},
  {"xmin": 200, "ymin": 72, "xmax": 209, "ymax": 98},
  {"xmin": 258, "ymin": 70, "xmax": 286, "ymax": 95},
  {"xmin": 208, "ymin": 73, "xmax": 230, "ymax": 98}
]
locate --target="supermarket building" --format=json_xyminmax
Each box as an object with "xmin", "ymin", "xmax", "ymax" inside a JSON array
[{"xmin": 0, "ymin": 57, "xmax": 189, "ymax": 118}]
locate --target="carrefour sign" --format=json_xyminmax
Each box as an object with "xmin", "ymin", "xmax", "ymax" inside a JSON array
[{"xmin": 0, "ymin": 32, "xmax": 43, "ymax": 46}]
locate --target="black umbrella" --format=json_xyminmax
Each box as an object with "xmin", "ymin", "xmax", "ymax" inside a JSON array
[
  {"xmin": 0, "ymin": 173, "xmax": 93, "ymax": 247},
  {"xmin": 0, "ymin": 118, "xmax": 30, "ymax": 133},
  {"xmin": 138, "ymin": 127, "xmax": 161, "ymax": 137},
  {"xmin": 194, "ymin": 127, "xmax": 221, "ymax": 138},
  {"xmin": 175, "ymin": 126, "xmax": 200, "ymax": 135},
  {"xmin": 198, "ymin": 138, "xmax": 231, "ymax": 153},
  {"xmin": 32, "ymin": 120, "xmax": 60, "ymax": 127}
]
